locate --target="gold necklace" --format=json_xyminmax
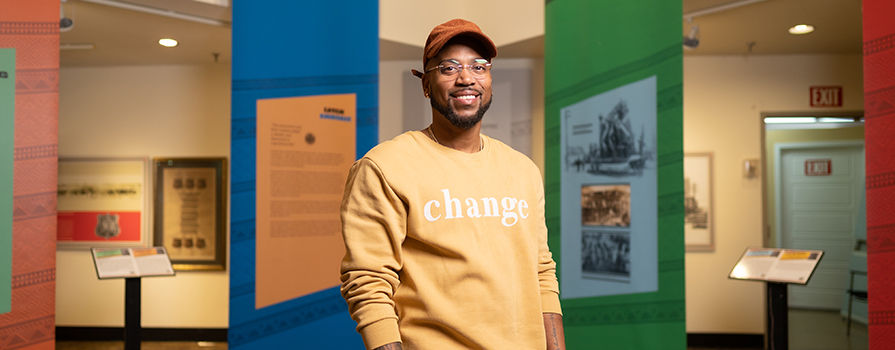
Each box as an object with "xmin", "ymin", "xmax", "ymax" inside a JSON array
[{"xmin": 427, "ymin": 125, "xmax": 484, "ymax": 152}]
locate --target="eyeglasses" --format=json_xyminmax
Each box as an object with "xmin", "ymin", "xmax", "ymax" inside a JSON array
[{"xmin": 425, "ymin": 59, "xmax": 491, "ymax": 78}]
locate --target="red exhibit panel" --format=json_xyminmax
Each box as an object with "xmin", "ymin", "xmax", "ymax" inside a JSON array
[{"xmin": 57, "ymin": 211, "xmax": 141, "ymax": 242}]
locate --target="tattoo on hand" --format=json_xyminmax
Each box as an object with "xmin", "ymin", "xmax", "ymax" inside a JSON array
[{"xmin": 373, "ymin": 342, "xmax": 403, "ymax": 350}]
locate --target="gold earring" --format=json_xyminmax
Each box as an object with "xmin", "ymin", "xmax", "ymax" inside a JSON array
[{"xmin": 424, "ymin": 91, "xmax": 429, "ymax": 98}]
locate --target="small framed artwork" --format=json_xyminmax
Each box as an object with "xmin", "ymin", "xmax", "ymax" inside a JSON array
[
  {"xmin": 153, "ymin": 158, "xmax": 227, "ymax": 271},
  {"xmin": 684, "ymin": 153, "xmax": 714, "ymax": 252},
  {"xmin": 57, "ymin": 157, "xmax": 151, "ymax": 250}
]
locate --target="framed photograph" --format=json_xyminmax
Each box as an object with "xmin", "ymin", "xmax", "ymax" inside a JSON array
[
  {"xmin": 57, "ymin": 157, "xmax": 151, "ymax": 250},
  {"xmin": 684, "ymin": 153, "xmax": 714, "ymax": 252},
  {"xmin": 581, "ymin": 230, "xmax": 631, "ymax": 283},
  {"xmin": 153, "ymin": 158, "xmax": 227, "ymax": 271}
]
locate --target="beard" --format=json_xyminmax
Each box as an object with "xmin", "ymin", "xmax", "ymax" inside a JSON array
[{"xmin": 430, "ymin": 94, "xmax": 492, "ymax": 130}]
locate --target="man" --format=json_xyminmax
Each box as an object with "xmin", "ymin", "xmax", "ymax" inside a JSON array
[{"xmin": 340, "ymin": 19, "xmax": 565, "ymax": 350}]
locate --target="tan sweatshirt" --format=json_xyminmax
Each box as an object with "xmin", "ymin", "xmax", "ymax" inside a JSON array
[{"xmin": 340, "ymin": 130, "xmax": 562, "ymax": 350}]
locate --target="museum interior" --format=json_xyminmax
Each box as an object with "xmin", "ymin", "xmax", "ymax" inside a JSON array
[{"xmin": 2, "ymin": 0, "xmax": 893, "ymax": 349}]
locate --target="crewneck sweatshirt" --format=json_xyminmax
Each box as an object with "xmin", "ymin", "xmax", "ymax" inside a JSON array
[{"xmin": 340, "ymin": 130, "xmax": 562, "ymax": 350}]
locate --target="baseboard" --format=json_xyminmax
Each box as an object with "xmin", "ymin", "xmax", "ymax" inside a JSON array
[
  {"xmin": 687, "ymin": 333, "xmax": 764, "ymax": 349},
  {"xmin": 56, "ymin": 327, "xmax": 227, "ymax": 342}
]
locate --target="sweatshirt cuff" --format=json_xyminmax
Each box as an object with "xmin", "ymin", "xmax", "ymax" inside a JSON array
[
  {"xmin": 359, "ymin": 318, "xmax": 402, "ymax": 350},
  {"xmin": 541, "ymin": 291, "xmax": 563, "ymax": 315}
]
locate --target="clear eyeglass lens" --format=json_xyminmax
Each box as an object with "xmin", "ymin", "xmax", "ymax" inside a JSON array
[{"xmin": 438, "ymin": 63, "xmax": 490, "ymax": 77}]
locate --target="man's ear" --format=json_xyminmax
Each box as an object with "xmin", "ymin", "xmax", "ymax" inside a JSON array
[{"xmin": 421, "ymin": 75, "xmax": 430, "ymax": 98}]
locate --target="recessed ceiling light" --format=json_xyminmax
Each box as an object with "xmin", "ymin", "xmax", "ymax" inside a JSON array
[
  {"xmin": 764, "ymin": 117, "xmax": 816, "ymax": 124},
  {"xmin": 788, "ymin": 24, "xmax": 814, "ymax": 35},
  {"xmin": 158, "ymin": 38, "xmax": 178, "ymax": 47}
]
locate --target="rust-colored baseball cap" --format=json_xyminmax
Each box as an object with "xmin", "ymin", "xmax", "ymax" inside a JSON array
[{"xmin": 411, "ymin": 19, "xmax": 498, "ymax": 78}]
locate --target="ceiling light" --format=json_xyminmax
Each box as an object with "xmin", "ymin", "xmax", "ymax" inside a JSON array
[
  {"xmin": 818, "ymin": 117, "xmax": 858, "ymax": 123},
  {"xmin": 159, "ymin": 38, "xmax": 178, "ymax": 47},
  {"xmin": 789, "ymin": 24, "xmax": 814, "ymax": 35},
  {"xmin": 764, "ymin": 117, "xmax": 816, "ymax": 124}
]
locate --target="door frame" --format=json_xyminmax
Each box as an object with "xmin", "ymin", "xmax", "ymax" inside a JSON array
[{"xmin": 773, "ymin": 140, "xmax": 865, "ymax": 248}]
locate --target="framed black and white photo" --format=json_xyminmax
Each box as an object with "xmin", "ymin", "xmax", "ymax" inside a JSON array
[{"xmin": 684, "ymin": 153, "xmax": 714, "ymax": 252}]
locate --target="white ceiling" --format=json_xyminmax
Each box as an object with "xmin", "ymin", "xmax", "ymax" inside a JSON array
[{"xmin": 59, "ymin": 0, "xmax": 863, "ymax": 67}]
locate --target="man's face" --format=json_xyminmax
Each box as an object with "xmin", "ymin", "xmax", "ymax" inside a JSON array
[{"xmin": 423, "ymin": 38, "xmax": 492, "ymax": 129}]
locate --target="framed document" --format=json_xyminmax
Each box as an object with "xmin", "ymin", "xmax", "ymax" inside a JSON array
[
  {"xmin": 153, "ymin": 158, "xmax": 227, "ymax": 271},
  {"xmin": 57, "ymin": 157, "xmax": 151, "ymax": 250},
  {"xmin": 684, "ymin": 153, "xmax": 714, "ymax": 252}
]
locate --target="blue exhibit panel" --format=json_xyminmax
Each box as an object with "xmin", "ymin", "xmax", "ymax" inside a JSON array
[{"xmin": 229, "ymin": 1, "xmax": 377, "ymax": 348}]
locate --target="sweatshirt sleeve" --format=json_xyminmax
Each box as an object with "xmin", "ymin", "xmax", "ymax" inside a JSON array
[
  {"xmin": 339, "ymin": 157, "xmax": 407, "ymax": 349},
  {"xmin": 535, "ymin": 166, "xmax": 562, "ymax": 315}
]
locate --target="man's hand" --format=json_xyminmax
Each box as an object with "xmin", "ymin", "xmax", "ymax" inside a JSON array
[
  {"xmin": 373, "ymin": 342, "xmax": 403, "ymax": 350},
  {"xmin": 544, "ymin": 313, "xmax": 566, "ymax": 350}
]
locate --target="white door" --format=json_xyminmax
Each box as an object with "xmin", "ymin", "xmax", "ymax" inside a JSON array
[{"xmin": 780, "ymin": 144, "xmax": 864, "ymax": 309}]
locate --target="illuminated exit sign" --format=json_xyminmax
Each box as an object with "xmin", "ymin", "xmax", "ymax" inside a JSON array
[
  {"xmin": 810, "ymin": 86, "xmax": 842, "ymax": 107},
  {"xmin": 805, "ymin": 159, "xmax": 832, "ymax": 176}
]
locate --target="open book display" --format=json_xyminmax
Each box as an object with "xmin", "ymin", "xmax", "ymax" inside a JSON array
[
  {"xmin": 728, "ymin": 247, "xmax": 823, "ymax": 285},
  {"xmin": 91, "ymin": 247, "xmax": 176, "ymax": 279}
]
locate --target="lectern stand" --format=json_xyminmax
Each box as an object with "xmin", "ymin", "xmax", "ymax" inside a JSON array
[
  {"xmin": 91, "ymin": 247, "xmax": 176, "ymax": 349},
  {"xmin": 728, "ymin": 247, "xmax": 824, "ymax": 350},
  {"xmin": 766, "ymin": 282, "xmax": 788, "ymax": 350},
  {"xmin": 125, "ymin": 277, "xmax": 142, "ymax": 350}
]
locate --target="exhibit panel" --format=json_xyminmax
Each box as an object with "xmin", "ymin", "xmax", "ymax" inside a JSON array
[
  {"xmin": 228, "ymin": 1, "xmax": 377, "ymax": 348},
  {"xmin": 545, "ymin": 1, "xmax": 685, "ymax": 348}
]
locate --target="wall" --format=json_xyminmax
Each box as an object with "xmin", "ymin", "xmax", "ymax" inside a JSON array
[
  {"xmin": 56, "ymin": 64, "xmax": 230, "ymax": 328},
  {"xmin": 683, "ymin": 54, "xmax": 863, "ymax": 334}
]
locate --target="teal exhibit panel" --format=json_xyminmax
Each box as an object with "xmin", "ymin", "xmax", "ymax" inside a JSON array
[
  {"xmin": 545, "ymin": 1, "xmax": 685, "ymax": 348},
  {"xmin": 228, "ymin": 2, "xmax": 377, "ymax": 348},
  {"xmin": 0, "ymin": 48, "xmax": 13, "ymax": 315}
]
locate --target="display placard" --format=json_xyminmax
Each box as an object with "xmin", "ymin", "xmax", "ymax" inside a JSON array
[
  {"xmin": 728, "ymin": 247, "xmax": 824, "ymax": 285},
  {"xmin": 91, "ymin": 247, "xmax": 176, "ymax": 279}
]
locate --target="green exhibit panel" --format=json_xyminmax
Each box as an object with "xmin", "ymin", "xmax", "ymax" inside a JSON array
[
  {"xmin": 0, "ymin": 48, "xmax": 13, "ymax": 315},
  {"xmin": 544, "ymin": 1, "xmax": 685, "ymax": 348}
]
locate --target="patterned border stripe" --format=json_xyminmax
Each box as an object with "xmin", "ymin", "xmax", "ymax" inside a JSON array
[
  {"xmin": 0, "ymin": 315, "xmax": 54, "ymax": 349},
  {"xmin": 229, "ymin": 294, "xmax": 347, "ymax": 347},
  {"xmin": 233, "ymin": 74, "xmax": 378, "ymax": 91},
  {"xmin": 564, "ymin": 300, "xmax": 686, "ymax": 327},
  {"xmin": 14, "ymin": 69, "xmax": 58, "ymax": 94},
  {"xmin": 11, "ymin": 191, "xmax": 56, "ymax": 222},
  {"xmin": 13, "ymin": 145, "xmax": 57, "ymax": 161},
  {"xmin": 864, "ymin": 32, "xmax": 895, "ymax": 56},
  {"xmin": 870, "ymin": 310, "xmax": 895, "ymax": 324},
  {"xmin": 0, "ymin": 22, "xmax": 58, "ymax": 35},
  {"xmin": 10, "ymin": 269, "xmax": 55, "ymax": 289},
  {"xmin": 864, "ymin": 85, "xmax": 895, "ymax": 119},
  {"xmin": 867, "ymin": 171, "xmax": 895, "ymax": 189}
]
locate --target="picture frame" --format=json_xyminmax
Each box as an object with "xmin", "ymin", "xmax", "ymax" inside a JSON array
[
  {"xmin": 684, "ymin": 153, "xmax": 715, "ymax": 252},
  {"xmin": 153, "ymin": 158, "xmax": 227, "ymax": 271},
  {"xmin": 57, "ymin": 157, "xmax": 151, "ymax": 250}
]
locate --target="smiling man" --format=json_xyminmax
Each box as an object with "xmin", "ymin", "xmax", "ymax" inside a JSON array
[{"xmin": 339, "ymin": 19, "xmax": 565, "ymax": 350}]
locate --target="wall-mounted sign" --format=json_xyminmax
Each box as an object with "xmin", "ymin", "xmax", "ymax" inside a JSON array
[
  {"xmin": 810, "ymin": 86, "xmax": 842, "ymax": 107},
  {"xmin": 805, "ymin": 159, "xmax": 832, "ymax": 176}
]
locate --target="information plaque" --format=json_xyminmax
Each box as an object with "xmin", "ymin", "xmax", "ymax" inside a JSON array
[
  {"xmin": 91, "ymin": 247, "xmax": 176, "ymax": 279},
  {"xmin": 728, "ymin": 247, "xmax": 823, "ymax": 285}
]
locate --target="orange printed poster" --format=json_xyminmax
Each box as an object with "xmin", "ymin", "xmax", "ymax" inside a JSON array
[{"xmin": 256, "ymin": 94, "xmax": 356, "ymax": 309}]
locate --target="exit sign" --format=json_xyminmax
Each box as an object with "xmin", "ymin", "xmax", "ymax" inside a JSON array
[
  {"xmin": 810, "ymin": 86, "xmax": 843, "ymax": 107},
  {"xmin": 805, "ymin": 159, "xmax": 832, "ymax": 176}
]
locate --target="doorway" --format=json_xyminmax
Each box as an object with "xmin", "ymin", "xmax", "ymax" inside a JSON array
[{"xmin": 775, "ymin": 141, "xmax": 864, "ymax": 308}]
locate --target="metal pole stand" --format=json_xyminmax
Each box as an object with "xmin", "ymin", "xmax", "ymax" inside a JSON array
[{"xmin": 124, "ymin": 277, "xmax": 142, "ymax": 350}]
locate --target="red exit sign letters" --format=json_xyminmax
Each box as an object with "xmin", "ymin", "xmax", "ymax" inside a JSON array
[
  {"xmin": 805, "ymin": 159, "xmax": 832, "ymax": 176},
  {"xmin": 810, "ymin": 86, "xmax": 842, "ymax": 107}
]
